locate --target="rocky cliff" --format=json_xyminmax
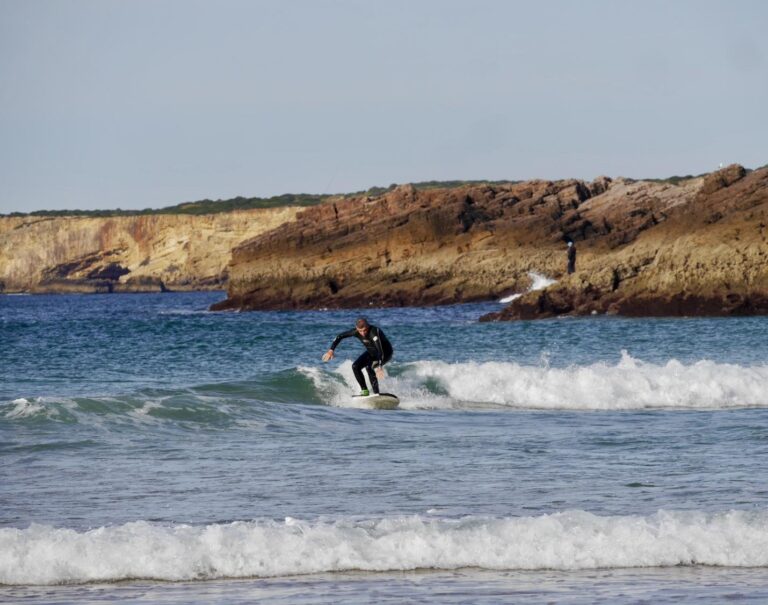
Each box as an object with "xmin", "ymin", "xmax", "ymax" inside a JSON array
[
  {"xmin": 0, "ymin": 208, "xmax": 299, "ymax": 293},
  {"xmin": 482, "ymin": 164, "xmax": 768, "ymax": 320},
  {"xmin": 212, "ymin": 164, "xmax": 768, "ymax": 318}
]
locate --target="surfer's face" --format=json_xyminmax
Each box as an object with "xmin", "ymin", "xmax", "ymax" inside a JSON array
[{"xmin": 356, "ymin": 326, "xmax": 369, "ymax": 336}]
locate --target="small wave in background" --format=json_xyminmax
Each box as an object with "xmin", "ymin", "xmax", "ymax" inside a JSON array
[{"xmin": 0, "ymin": 369, "xmax": 324, "ymax": 429}]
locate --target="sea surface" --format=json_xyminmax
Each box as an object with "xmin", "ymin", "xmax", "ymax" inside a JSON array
[{"xmin": 2, "ymin": 292, "xmax": 768, "ymax": 604}]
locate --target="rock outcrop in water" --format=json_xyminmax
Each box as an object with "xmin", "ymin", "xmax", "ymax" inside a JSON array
[
  {"xmin": 0, "ymin": 209, "xmax": 299, "ymax": 293},
  {"xmin": 212, "ymin": 164, "xmax": 768, "ymax": 318}
]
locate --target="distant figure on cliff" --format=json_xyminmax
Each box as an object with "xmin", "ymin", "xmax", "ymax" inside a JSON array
[
  {"xmin": 567, "ymin": 241, "xmax": 577, "ymax": 274},
  {"xmin": 322, "ymin": 317, "xmax": 393, "ymax": 396}
]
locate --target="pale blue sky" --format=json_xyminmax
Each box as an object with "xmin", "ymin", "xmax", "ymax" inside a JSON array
[{"xmin": 1, "ymin": 0, "xmax": 766, "ymax": 213}]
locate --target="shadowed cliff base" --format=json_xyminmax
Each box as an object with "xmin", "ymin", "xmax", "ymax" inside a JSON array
[{"xmin": 212, "ymin": 164, "xmax": 768, "ymax": 319}]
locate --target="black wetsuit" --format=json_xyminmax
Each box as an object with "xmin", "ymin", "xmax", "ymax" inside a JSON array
[
  {"xmin": 330, "ymin": 325, "xmax": 393, "ymax": 394},
  {"xmin": 567, "ymin": 244, "xmax": 577, "ymax": 274}
]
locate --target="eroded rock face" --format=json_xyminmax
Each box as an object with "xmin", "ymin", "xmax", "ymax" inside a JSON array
[
  {"xmin": 213, "ymin": 164, "xmax": 768, "ymax": 318},
  {"xmin": 0, "ymin": 208, "xmax": 300, "ymax": 293},
  {"xmin": 481, "ymin": 165, "xmax": 768, "ymax": 320},
  {"xmin": 212, "ymin": 179, "xmax": 596, "ymax": 310}
]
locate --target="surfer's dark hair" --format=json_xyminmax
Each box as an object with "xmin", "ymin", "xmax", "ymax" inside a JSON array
[{"xmin": 356, "ymin": 317, "xmax": 369, "ymax": 329}]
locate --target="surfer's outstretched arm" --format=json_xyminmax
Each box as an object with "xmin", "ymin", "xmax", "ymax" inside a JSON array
[{"xmin": 322, "ymin": 329, "xmax": 357, "ymax": 362}]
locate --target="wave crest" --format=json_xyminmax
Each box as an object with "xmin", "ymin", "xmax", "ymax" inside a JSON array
[
  {"xmin": 5, "ymin": 354, "xmax": 768, "ymax": 425},
  {"xmin": 4, "ymin": 510, "xmax": 768, "ymax": 585},
  {"xmin": 306, "ymin": 352, "xmax": 768, "ymax": 410}
]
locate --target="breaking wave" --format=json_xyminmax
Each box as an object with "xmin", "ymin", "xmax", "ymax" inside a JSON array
[
  {"xmin": 4, "ymin": 352, "xmax": 768, "ymax": 425},
  {"xmin": 314, "ymin": 352, "xmax": 768, "ymax": 410},
  {"xmin": 3, "ymin": 509, "xmax": 768, "ymax": 585}
]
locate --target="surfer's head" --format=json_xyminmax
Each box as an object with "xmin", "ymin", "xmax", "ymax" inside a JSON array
[{"xmin": 355, "ymin": 317, "xmax": 370, "ymax": 335}]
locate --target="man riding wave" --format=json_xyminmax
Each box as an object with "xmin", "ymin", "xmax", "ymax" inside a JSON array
[{"xmin": 322, "ymin": 317, "xmax": 393, "ymax": 396}]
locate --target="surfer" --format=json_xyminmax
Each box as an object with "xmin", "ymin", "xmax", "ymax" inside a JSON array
[{"xmin": 322, "ymin": 317, "xmax": 393, "ymax": 395}]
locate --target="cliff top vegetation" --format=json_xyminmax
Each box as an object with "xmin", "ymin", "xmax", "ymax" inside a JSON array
[
  {"xmin": 5, "ymin": 166, "xmax": 764, "ymax": 218},
  {"xmin": 2, "ymin": 180, "xmax": 516, "ymax": 218}
]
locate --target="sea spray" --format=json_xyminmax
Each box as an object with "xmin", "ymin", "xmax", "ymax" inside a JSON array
[{"xmin": 499, "ymin": 271, "xmax": 557, "ymax": 303}]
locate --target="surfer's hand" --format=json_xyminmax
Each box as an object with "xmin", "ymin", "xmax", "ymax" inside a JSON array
[
  {"xmin": 322, "ymin": 350, "xmax": 334, "ymax": 362},
  {"xmin": 375, "ymin": 367, "xmax": 385, "ymax": 379}
]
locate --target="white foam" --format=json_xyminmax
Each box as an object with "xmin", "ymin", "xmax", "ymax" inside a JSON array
[
  {"xmin": 302, "ymin": 362, "xmax": 450, "ymax": 410},
  {"xmin": 3, "ymin": 398, "xmax": 49, "ymax": 419},
  {"xmin": 3, "ymin": 510, "xmax": 768, "ymax": 585},
  {"xmin": 298, "ymin": 364, "xmax": 358, "ymax": 407},
  {"xmin": 387, "ymin": 352, "xmax": 768, "ymax": 410},
  {"xmin": 306, "ymin": 353, "xmax": 768, "ymax": 410},
  {"xmin": 134, "ymin": 399, "xmax": 163, "ymax": 418},
  {"xmin": 500, "ymin": 271, "xmax": 557, "ymax": 303}
]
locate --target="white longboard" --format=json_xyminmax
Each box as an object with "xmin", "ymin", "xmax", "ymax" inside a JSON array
[{"xmin": 351, "ymin": 392, "xmax": 400, "ymax": 410}]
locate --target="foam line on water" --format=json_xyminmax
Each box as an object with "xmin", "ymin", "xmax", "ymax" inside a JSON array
[{"xmin": 4, "ymin": 509, "xmax": 768, "ymax": 585}]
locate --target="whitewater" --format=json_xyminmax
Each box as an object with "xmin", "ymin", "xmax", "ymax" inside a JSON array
[
  {"xmin": 5, "ymin": 510, "xmax": 768, "ymax": 585},
  {"xmin": 3, "ymin": 292, "xmax": 768, "ymax": 604},
  {"xmin": 303, "ymin": 354, "xmax": 768, "ymax": 410}
]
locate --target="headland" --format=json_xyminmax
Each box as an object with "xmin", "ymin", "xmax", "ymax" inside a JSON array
[{"xmin": 212, "ymin": 164, "xmax": 768, "ymax": 319}]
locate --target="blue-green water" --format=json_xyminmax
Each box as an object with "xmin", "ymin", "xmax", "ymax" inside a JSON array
[{"xmin": 3, "ymin": 292, "xmax": 768, "ymax": 603}]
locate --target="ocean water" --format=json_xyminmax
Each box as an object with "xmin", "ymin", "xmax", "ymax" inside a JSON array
[{"xmin": 2, "ymin": 292, "xmax": 768, "ymax": 604}]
